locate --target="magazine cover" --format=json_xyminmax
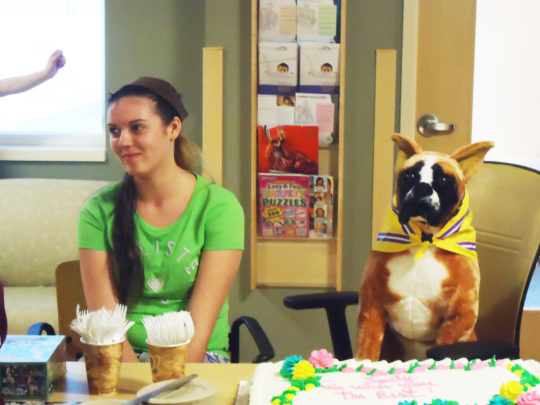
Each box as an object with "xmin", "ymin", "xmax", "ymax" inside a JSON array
[
  {"xmin": 257, "ymin": 125, "xmax": 319, "ymax": 174},
  {"xmin": 309, "ymin": 174, "xmax": 334, "ymax": 238},
  {"xmin": 258, "ymin": 173, "xmax": 310, "ymax": 238}
]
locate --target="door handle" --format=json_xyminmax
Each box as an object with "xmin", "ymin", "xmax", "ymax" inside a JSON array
[{"xmin": 417, "ymin": 114, "xmax": 455, "ymax": 136}]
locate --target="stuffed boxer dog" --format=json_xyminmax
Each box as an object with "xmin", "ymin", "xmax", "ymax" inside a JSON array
[{"xmin": 355, "ymin": 134, "xmax": 494, "ymax": 361}]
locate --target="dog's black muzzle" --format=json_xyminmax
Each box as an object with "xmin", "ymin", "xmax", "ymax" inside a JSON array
[{"xmin": 398, "ymin": 182, "xmax": 443, "ymax": 227}]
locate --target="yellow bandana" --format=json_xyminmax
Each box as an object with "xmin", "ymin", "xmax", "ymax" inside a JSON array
[{"xmin": 373, "ymin": 189, "xmax": 478, "ymax": 261}]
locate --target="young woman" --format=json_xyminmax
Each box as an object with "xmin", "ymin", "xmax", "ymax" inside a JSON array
[{"xmin": 78, "ymin": 77, "xmax": 244, "ymax": 363}]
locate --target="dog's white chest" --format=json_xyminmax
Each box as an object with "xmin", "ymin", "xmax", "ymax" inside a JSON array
[{"xmin": 386, "ymin": 246, "xmax": 448, "ymax": 340}]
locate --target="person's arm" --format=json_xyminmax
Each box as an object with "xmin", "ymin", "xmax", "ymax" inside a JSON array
[
  {"xmin": 79, "ymin": 248, "xmax": 139, "ymax": 362},
  {"xmin": 186, "ymin": 249, "xmax": 242, "ymax": 362},
  {"xmin": 0, "ymin": 50, "xmax": 66, "ymax": 97}
]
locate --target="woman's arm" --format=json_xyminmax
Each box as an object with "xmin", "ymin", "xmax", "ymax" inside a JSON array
[
  {"xmin": 79, "ymin": 248, "xmax": 139, "ymax": 362},
  {"xmin": 186, "ymin": 249, "xmax": 242, "ymax": 362},
  {"xmin": 0, "ymin": 50, "xmax": 65, "ymax": 97}
]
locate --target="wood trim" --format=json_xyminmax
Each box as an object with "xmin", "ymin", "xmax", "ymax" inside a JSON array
[
  {"xmin": 202, "ymin": 47, "xmax": 224, "ymax": 186},
  {"xmin": 372, "ymin": 50, "xmax": 397, "ymax": 244},
  {"xmin": 335, "ymin": 0, "xmax": 347, "ymax": 291},
  {"xmin": 414, "ymin": 0, "xmax": 476, "ymax": 151},
  {"xmin": 400, "ymin": 0, "xmax": 419, "ymax": 139},
  {"xmin": 250, "ymin": 0, "xmax": 258, "ymax": 289}
]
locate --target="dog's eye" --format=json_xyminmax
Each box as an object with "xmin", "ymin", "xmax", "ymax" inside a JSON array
[
  {"xmin": 434, "ymin": 175, "xmax": 452, "ymax": 188},
  {"xmin": 405, "ymin": 171, "xmax": 417, "ymax": 181}
]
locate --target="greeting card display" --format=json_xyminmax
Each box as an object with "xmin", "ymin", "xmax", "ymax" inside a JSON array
[
  {"xmin": 297, "ymin": 0, "xmax": 338, "ymax": 42},
  {"xmin": 310, "ymin": 174, "xmax": 334, "ymax": 238},
  {"xmin": 295, "ymin": 92, "xmax": 336, "ymax": 146},
  {"xmin": 258, "ymin": 42, "xmax": 298, "ymax": 87},
  {"xmin": 299, "ymin": 42, "xmax": 340, "ymax": 91},
  {"xmin": 258, "ymin": 173, "xmax": 310, "ymax": 238},
  {"xmin": 257, "ymin": 125, "xmax": 319, "ymax": 174},
  {"xmin": 257, "ymin": 94, "xmax": 296, "ymax": 127},
  {"xmin": 259, "ymin": 0, "xmax": 297, "ymax": 42}
]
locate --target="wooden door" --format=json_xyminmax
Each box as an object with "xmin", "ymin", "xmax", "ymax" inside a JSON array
[
  {"xmin": 401, "ymin": 0, "xmax": 476, "ymax": 153},
  {"xmin": 400, "ymin": 0, "xmax": 539, "ymax": 360},
  {"xmin": 372, "ymin": 0, "xmax": 476, "ymax": 241}
]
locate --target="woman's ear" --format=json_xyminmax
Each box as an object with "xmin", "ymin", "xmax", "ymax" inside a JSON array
[{"xmin": 168, "ymin": 116, "xmax": 182, "ymax": 141}]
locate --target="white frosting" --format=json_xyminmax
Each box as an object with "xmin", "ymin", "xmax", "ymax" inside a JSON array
[{"xmin": 249, "ymin": 358, "xmax": 540, "ymax": 405}]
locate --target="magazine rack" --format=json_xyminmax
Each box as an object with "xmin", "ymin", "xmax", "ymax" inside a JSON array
[{"xmin": 250, "ymin": 0, "xmax": 346, "ymax": 289}]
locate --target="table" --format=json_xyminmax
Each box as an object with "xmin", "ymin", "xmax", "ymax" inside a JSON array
[{"xmin": 50, "ymin": 362, "xmax": 257, "ymax": 404}]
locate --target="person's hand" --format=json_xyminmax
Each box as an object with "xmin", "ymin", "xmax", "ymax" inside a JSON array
[{"xmin": 44, "ymin": 50, "xmax": 66, "ymax": 79}]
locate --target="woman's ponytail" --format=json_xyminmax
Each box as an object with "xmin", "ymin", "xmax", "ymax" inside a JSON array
[{"xmin": 112, "ymin": 173, "xmax": 144, "ymax": 307}]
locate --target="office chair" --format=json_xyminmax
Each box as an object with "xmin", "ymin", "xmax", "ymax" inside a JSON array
[
  {"xmin": 284, "ymin": 162, "xmax": 540, "ymax": 361},
  {"xmin": 427, "ymin": 162, "xmax": 540, "ymax": 360},
  {"xmin": 283, "ymin": 291, "xmax": 358, "ymax": 360},
  {"xmin": 30, "ymin": 260, "xmax": 274, "ymax": 363}
]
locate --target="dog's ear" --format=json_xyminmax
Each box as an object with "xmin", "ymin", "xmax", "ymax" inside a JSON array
[
  {"xmin": 392, "ymin": 133, "xmax": 423, "ymax": 171},
  {"xmin": 451, "ymin": 141, "xmax": 494, "ymax": 183}
]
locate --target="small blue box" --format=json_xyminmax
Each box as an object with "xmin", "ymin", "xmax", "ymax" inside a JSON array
[{"xmin": 0, "ymin": 335, "xmax": 66, "ymax": 399}]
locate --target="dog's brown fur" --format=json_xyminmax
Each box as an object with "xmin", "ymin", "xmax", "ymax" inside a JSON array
[{"xmin": 355, "ymin": 134, "xmax": 494, "ymax": 361}]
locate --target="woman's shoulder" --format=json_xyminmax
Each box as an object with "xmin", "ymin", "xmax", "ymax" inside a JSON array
[
  {"xmin": 191, "ymin": 176, "xmax": 245, "ymax": 236},
  {"xmin": 190, "ymin": 175, "xmax": 244, "ymax": 220},
  {"xmin": 194, "ymin": 175, "xmax": 240, "ymax": 204}
]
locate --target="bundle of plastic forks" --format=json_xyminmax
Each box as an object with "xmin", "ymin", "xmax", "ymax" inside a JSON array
[
  {"xmin": 142, "ymin": 311, "xmax": 194, "ymax": 347},
  {"xmin": 70, "ymin": 304, "xmax": 134, "ymax": 345}
]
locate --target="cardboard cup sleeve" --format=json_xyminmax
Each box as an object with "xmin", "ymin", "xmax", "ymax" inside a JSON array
[
  {"xmin": 148, "ymin": 342, "xmax": 189, "ymax": 383},
  {"xmin": 83, "ymin": 340, "xmax": 123, "ymax": 395}
]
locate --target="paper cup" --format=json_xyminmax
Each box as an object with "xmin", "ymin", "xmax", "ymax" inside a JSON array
[
  {"xmin": 148, "ymin": 342, "xmax": 189, "ymax": 383},
  {"xmin": 82, "ymin": 339, "xmax": 124, "ymax": 395}
]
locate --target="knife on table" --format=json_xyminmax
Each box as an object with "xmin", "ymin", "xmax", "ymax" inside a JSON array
[{"xmin": 123, "ymin": 374, "xmax": 198, "ymax": 405}]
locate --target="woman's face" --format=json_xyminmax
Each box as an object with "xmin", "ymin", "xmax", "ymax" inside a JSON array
[{"xmin": 108, "ymin": 96, "xmax": 180, "ymax": 177}]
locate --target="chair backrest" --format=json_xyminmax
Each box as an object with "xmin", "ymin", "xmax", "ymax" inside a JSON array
[
  {"xmin": 283, "ymin": 291, "xmax": 359, "ymax": 360},
  {"xmin": 0, "ymin": 178, "xmax": 109, "ymax": 288},
  {"xmin": 56, "ymin": 260, "xmax": 87, "ymax": 360},
  {"xmin": 467, "ymin": 162, "xmax": 540, "ymax": 345}
]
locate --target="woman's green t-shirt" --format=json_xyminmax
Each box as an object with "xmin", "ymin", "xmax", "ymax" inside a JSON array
[{"xmin": 78, "ymin": 175, "xmax": 244, "ymax": 358}]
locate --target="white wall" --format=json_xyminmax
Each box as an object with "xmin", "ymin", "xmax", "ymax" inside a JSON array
[{"xmin": 472, "ymin": 0, "xmax": 540, "ymax": 171}]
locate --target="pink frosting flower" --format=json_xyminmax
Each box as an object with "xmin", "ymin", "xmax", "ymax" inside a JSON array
[
  {"xmin": 308, "ymin": 349, "xmax": 335, "ymax": 369},
  {"xmin": 470, "ymin": 361, "xmax": 488, "ymax": 370},
  {"xmin": 413, "ymin": 364, "xmax": 429, "ymax": 373},
  {"xmin": 435, "ymin": 364, "xmax": 450, "ymax": 370},
  {"xmin": 517, "ymin": 390, "xmax": 540, "ymax": 405},
  {"xmin": 341, "ymin": 367, "xmax": 355, "ymax": 373}
]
